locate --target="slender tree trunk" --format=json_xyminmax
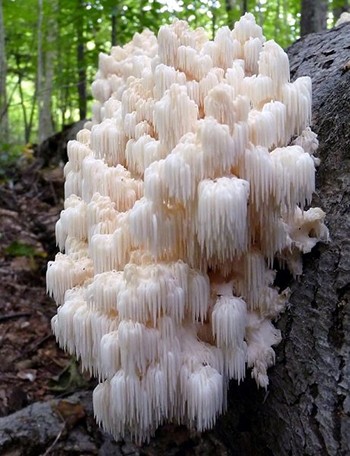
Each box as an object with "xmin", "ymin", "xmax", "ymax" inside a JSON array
[
  {"xmin": 15, "ymin": 51, "xmax": 37, "ymax": 143},
  {"xmin": 300, "ymin": 0, "xmax": 328, "ymax": 36},
  {"xmin": 77, "ymin": 0, "xmax": 86, "ymax": 121},
  {"xmin": 37, "ymin": 0, "xmax": 45, "ymax": 141},
  {"xmin": 0, "ymin": 0, "xmax": 9, "ymax": 143},
  {"xmin": 27, "ymin": 85, "xmax": 38, "ymax": 143},
  {"xmin": 15, "ymin": 55, "xmax": 29, "ymax": 142},
  {"xmin": 43, "ymin": 1, "xmax": 57, "ymax": 133},
  {"xmin": 37, "ymin": 0, "xmax": 55, "ymax": 143},
  {"xmin": 211, "ymin": 4, "xmax": 216, "ymax": 39},
  {"xmin": 111, "ymin": 6, "xmax": 118, "ymax": 46},
  {"xmin": 56, "ymin": 3, "xmax": 69, "ymax": 130}
]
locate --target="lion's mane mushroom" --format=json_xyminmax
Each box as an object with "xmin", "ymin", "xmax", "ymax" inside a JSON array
[{"xmin": 47, "ymin": 13, "xmax": 329, "ymax": 443}]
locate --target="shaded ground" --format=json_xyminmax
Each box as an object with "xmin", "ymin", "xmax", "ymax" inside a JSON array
[
  {"xmin": 0, "ymin": 158, "xmax": 72, "ymax": 417},
  {"xmin": 0, "ymin": 147, "xmax": 229, "ymax": 456}
]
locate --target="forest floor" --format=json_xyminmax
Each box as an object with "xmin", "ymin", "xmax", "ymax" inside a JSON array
[
  {"xmin": 0, "ymin": 156, "xmax": 79, "ymax": 417},
  {"xmin": 0, "ymin": 152, "xmax": 228, "ymax": 455}
]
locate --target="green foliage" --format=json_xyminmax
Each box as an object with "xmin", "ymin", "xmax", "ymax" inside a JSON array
[
  {"xmin": 49, "ymin": 359, "xmax": 88, "ymax": 393},
  {"xmin": 5, "ymin": 241, "xmax": 47, "ymax": 259},
  {"xmin": 1, "ymin": 0, "xmax": 344, "ymax": 148}
]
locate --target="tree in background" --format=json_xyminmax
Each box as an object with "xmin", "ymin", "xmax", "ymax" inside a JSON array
[
  {"xmin": 37, "ymin": 0, "xmax": 58, "ymax": 142},
  {"xmin": 76, "ymin": 0, "xmax": 87, "ymax": 121},
  {"xmin": 0, "ymin": 0, "xmax": 8, "ymax": 144},
  {"xmin": 0, "ymin": 0, "xmax": 345, "ymax": 149},
  {"xmin": 300, "ymin": 0, "xmax": 328, "ymax": 35},
  {"xmin": 5, "ymin": 1, "xmax": 38, "ymax": 144}
]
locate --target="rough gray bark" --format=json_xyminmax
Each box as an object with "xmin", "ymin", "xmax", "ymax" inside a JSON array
[{"xmin": 215, "ymin": 22, "xmax": 350, "ymax": 456}]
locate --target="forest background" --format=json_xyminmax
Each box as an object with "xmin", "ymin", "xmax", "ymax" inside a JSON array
[{"xmin": 0, "ymin": 0, "xmax": 349, "ymax": 172}]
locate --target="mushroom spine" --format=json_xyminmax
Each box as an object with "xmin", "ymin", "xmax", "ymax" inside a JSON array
[{"xmin": 47, "ymin": 13, "xmax": 329, "ymax": 443}]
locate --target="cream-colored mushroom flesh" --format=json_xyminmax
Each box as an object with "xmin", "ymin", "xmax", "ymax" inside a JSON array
[{"xmin": 47, "ymin": 13, "xmax": 328, "ymax": 443}]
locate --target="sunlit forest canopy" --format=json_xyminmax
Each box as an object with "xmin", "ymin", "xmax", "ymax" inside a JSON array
[{"xmin": 0, "ymin": 0, "xmax": 349, "ymax": 156}]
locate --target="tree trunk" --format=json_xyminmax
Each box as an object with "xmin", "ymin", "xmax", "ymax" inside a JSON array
[
  {"xmin": 37, "ymin": 0, "xmax": 55, "ymax": 143},
  {"xmin": 225, "ymin": 0, "xmax": 235, "ymax": 29},
  {"xmin": 77, "ymin": 0, "xmax": 87, "ymax": 121},
  {"xmin": 214, "ymin": 23, "xmax": 350, "ymax": 456},
  {"xmin": 300, "ymin": 0, "xmax": 328, "ymax": 35},
  {"xmin": 0, "ymin": 0, "xmax": 9, "ymax": 143},
  {"xmin": 111, "ymin": 5, "xmax": 118, "ymax": 46},
  {"xmin": 15, "ymin": 54, "xmax": 29, "ymax": 142}
]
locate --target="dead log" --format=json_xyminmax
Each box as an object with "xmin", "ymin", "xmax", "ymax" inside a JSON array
[{"xmin": 215, "ymin": 22, "xmax": 350, "ymax": 456}]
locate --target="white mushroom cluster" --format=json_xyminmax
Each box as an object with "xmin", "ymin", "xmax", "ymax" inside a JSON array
[{"xmin": 47, "ymin": 13, "xmax": 329, "ymax": 443}]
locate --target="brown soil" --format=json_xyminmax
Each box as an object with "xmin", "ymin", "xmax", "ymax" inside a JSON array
[{"xmin": 0, "ymin": 157, "xmax": 83, "ymax": 417}]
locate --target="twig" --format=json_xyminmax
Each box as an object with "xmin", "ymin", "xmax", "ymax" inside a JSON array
[
  {"xmin": 11, "ymin": 333, "xmax": 53, "ymax": 362},
  {"xmin": 25, "ymin": 333, "xmax": 52, "ymax": 354},
  {"xmin": 0, "ymin": 208, "xmax": 18, "ymax": 217},
  {"xmin": 0, "ymin": 312, "xmax": 32, "ymax": 323},
  {"xmin": 41, "ymin": 406, "xmax": 66, "ymax": 456},
  {"xmin": 42, "ymin": 422, "xmax": 66, "ymax": 456}
]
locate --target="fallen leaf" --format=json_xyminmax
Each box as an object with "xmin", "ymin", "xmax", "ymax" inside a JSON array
[
  {"xmin": 54, "ymin": 400, "xmax": 86, "ymax": 428},
  {"xmin": 49, "ymin": 359, "xmax": 87, "ymax": 392}
]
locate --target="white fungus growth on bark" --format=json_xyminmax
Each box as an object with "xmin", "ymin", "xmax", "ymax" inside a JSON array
[{"xmin": 47, "ymin": 13, "xmax": 329, "ymax": 443}]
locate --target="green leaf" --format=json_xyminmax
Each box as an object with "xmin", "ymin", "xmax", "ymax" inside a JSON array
[{"xmin": 5, "ymin": 241, "xmax": 47, "ymax": 259}]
